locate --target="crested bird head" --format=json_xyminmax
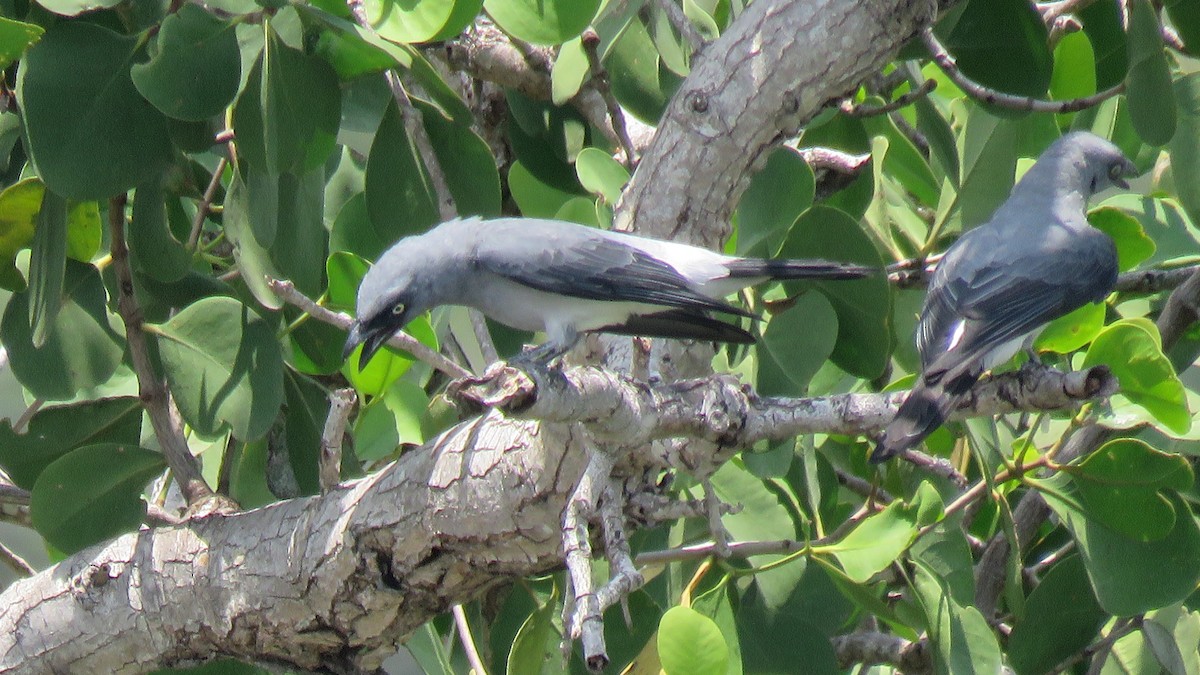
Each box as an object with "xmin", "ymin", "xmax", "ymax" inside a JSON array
[
  {"xmin": 1037, "ymin": 131, "xmax": 1139, "ymax": 199},
  {"xmin": 343, "ymin": 241, "xmax": 435, "ymax": 370}
]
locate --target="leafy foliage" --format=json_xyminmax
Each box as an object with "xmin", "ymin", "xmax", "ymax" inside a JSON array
[{"xmin": 0, "ymin": 0, "xmax": 1198, "ymax": 673}]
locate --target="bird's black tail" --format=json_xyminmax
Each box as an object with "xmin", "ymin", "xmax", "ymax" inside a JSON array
[
  {"xmin": 725, "ymin": 258, "xmax": 875, "ymax": 281},
  {"xmin": 871, "ymin": 382, "xmax": 953, "ymax": 463}
]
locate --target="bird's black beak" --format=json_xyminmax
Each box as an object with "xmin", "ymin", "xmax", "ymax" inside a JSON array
[{"xmin": 343, "ymin": 320, "xmax": 394, "ymax": 371}]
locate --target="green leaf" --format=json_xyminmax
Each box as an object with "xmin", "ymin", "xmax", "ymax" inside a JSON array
[
  {"xmin": 778, "ymin": 206, "xmax": 891, "ymax": 379},
  {"xmin": 957, "ymin": 108, "xmax": 1019, "ymax": 230},
  {"xmin": 0, "ymin": 397, "xmax": 141, "ymax": 489},
  {"xmin": 1101, "ymin": 194, "xmax": 1200, "ymax": 266},
  {"xmin": 1034, "ymin": 302, "xmax": 1106, "ymax": 354},
  {"xmin": 736, "ymin": 147, "xmax": 814, "ymax": 257},
  {"xmin": 1050, "ymin": 30, "xmax": 1097, "ymax": 125},
  {"xmin": 1007, "ymin": 555, "xmax": 1107, "ymax": 675},
  {"xmin": 1065, "ymin": 439, "xmax": 1193, "ymax": 541},
  {"xmin": 862, "ymin": 110, "xmax": 940, "ymax": 207},
  {"xmin": 282, "ymin": 370, "xmax": 329, "ymax": 496},
  {"xmin": 1125, "ymin": 0, "xmax": 1177, "ymax": 145},
  {"xmin": 756, "ymin": 293, "xmax": 838, "ymax": 397},
  {"xmin": 507, "ymin": 91, "xmax": 589, "ymax": 191},
  {"xmin": 31, "ymin": 444, "xmax": 166, "ymax": 554},
  {"xmin": 658, "ymin": 606, "xmax": 729, "ymax": 675},
  {"xmin": 827, "ymin": 499, "xmax": 918, "ymax": 583},
  {"xmin": 155, "ymin": 297, "xmax": 285, "ymax": 439},
  {"xmin": 0, "ymin": 17, "xmax": 42, "ymax": 69},
  {"xmin": 736, "ymin": 602, "xmax": 838, "ymax": 675},
  {"xmin": 415, "ymin": 99, "xmax": 502, "ymax": 218},
  {"xmin": 484, "ymin": 0, "xmax": 600, "ymax": 45},
  {"xmin": 245, "ymin": 167, "xmax": 328, "ymax": 298},
  {"xmin": 937, "ymin": 0, "xmax": 1052, "ymax": 98},
  {"xmin": 27, "ymin": 189, "xmax": 67, "ymax": 348},
  {"xmin": 506, "ymin": 593, "xmax": 559, "ymax": 675},
  {"xmin": 1079, "ymin": 0, "xmax": 1128, "ymax": 90},
  {"xmin": 32, "ymin": 0, "xmax": 121, "ymax": 16},
  {"xmin": 551, "ymin": 37, "xmax": 590, "ymax": 105},
  {"xmin": 326, "ymin": 250, "xmax": 371, "ymax": 311},
  {"xmin": 363, "ymin": 0, "xmax": 454, "ymax": 44},
  {"xmin": 1088, "ymin": 206, "xmax": 1156, "ymax": 271},
  {"xmin": 331, "ymin": 192, "xmax": 389, "ymax": 261},
  {"xmin": 0, "ymin": 178, "xmax": 100, "ymax": 291},
  {"xmin": 223, "ymin": 172, "xmax": 284, "ymax": 311},
  {"xmin": 912, "ymin": 560, "xmax": 1003, "ymax": 675},
  {"xmin": 575, "ymin": 147, "xmax": 629, "ymax": 204},
  {"xmin": 1083, "ymin": 319, "xmax": 1191, "ymax": 434},
  {"xmin": 342, "ymin": 316, "xmax": 437, "ymax": 398},
  {"xmin": 1170, "ymin": 74, "xmax": 1200, "ymax": 228},
  {"xmin": 508, "ymin": 160, "xmax": 580, "ymax": 218},
  {"xmin": 365, "ymin": 101, "xmax": 440, "ymax": 241},
  {"xmin": 15, "ymin": 23, "xmax": 171, "ymax": 200},
  {"xmin": 129, "ymin": 181, "xmax": 191, "ymax": 283},
  {"xmin": 1165, "ymin": 0, "xmax": 1200, "ymax": 54},
  {"xmin": 1052, "ymin": 492, "xmax": 1200, "ymax": 615},
  {"xmin": 605, "ymin": 16, "xmax": 676, "ymax": 124},
  {"xmin": 2, "ymin": 260, "xmax": 124, "ymax": 400},
  {"xmin": 232, "ymin": 26, "xmax": 341, "ymax": 173},
  {"xmin": 131, "ymin": 5, "xmax": 241, "ymax": 121},
  {"xmin": 429, "ymin": 0, "xmax": 485, "ymax": 41}
]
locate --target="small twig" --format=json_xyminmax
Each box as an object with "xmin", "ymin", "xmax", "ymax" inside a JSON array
[
  {"xmin": 796, "ymin": 147, "xmax": 871, "ymax": 175},
  {"xmin": 268, "ymin": 278, "xmax": 471, "ymax": 379},
  {"xmin": 109, "ymin": 195, "xmax": 215, "ymax": 509},
  {"xmin": 896, "ymin": 448, "xmax": 967, "ymax": 487},
  {"xmin": 0, "ymin": 538, "xmax": 34, "ymax": 577},
  {"xmin": 835, "ymin": 467, "xmax": 893, "ymax": 503},
  {"xmin": 922, "ymin": 28, "xmax": 1124, "ymax": 112},
  {"xmin": 653, "ymin": 0, "xmax": 705, "ymax": 51},
  {"xmin": 841, "ymin": 79, "xmax": 937, "ymax": 117},
  {"xmin": 831, "ymin": 632, "xmax": 931, "ymax": 674},
  {"xmin": 1162, "ymin": 24, "xmax": 1187, "ymax": 53},
  {"xmin": 636, "ymin": 538, "xmax": 808, "ymax": 566},
  {"xmin": 451, "ymin": 604, "xmax": 489, "ymax": 675},
  {"xmin": 213, "ymin": 129, "xmax": 235, "ymax": 144},
  {"xmin": 144, "ymin": 503, "xmax": 184, "ymax": 527},
  {"xmin": 581, "ymin": 29, "xmax": 638, "ymax": 170},
  {"xmin": 319, "ymin": 388, "xmax": 357, "ymax": 493},
  {"xmin": 467, "ymin": 309, "xmax": 499, "ymax": 366},
  {"xmin": 11, "ymin": 399, "xmax": 43, "ymax": 434},
  {"xmin": 701, "ymin": 479, "xmax": 732, "ymax": 557},
  {"xmin": 561, "ymin": 450, "xmax": 614, "ymax": 672},
  {"xmin": 187, "ymin": 156, "xmax": 227, "ymax": 252}
]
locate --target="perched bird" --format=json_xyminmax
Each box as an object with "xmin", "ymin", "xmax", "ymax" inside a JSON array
[
  {"xmin": 343, "ymin": 216, "xmax": 873, "ymax": 369},
  {"xmin": 872, "ymin": 131, "xmax": 1136, "ymax": 463}
]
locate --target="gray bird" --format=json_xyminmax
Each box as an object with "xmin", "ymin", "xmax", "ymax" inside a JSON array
[
  {"xmin": 872, "ymin": 131, "xmax": 1136, "ymax": 462},
  {"xmin": 343, "ymin": 217, "xmax": 874, "ymax": 369}
]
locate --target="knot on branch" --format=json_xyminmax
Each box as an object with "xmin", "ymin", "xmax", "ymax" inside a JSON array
[{"xmin": 448, "ymin": 362, "xmax": 538, "ymax": 413}]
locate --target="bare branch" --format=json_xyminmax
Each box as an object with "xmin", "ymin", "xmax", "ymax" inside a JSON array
[
  {"xmin": 268, "ymin": 278, "xmax": 472, "ymax": 379},
  {"xmin": 796, "ymin": 147, "xmax": 871, "ymax": 174},
  {"xmin": 0, "ymin": 538, "xmax": 33, "ymax": 578},
  {"xmin": 582, "ymin": 30, "xmax": 638, "ymax": 168},
  {"xmin": 841, "ymin": 79, "xmax": 937, "ymax": 117},
  {"xmin": 831, "ymin": 632, "xmax": 932, "ymax": 674},
  {"xmin": 319, "ymin": 388, "xmax": 357, "ymax": 494},
  {"xmin": 109, "ymin": 195, "xmax": 218, "ymax": 510},
  {"xmin": 922, "ymin": 28, "xmax": 1124, "ymax": 113},
  {"xmin": 187, "ymin": 157, "xmax": 227, "ymax": 252},
  {"xmin": 451, "ymin": 604, "xmax": 489, "ymax": 675}
]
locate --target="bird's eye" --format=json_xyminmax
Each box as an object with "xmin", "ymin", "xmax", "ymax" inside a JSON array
[
  {"xmin": 1108, "ymin": 163, "xmax": 1123, "ymax": 180},
  {"xmin": 391, "ymin": 302, "xmax": 406, "ymax": 315}
]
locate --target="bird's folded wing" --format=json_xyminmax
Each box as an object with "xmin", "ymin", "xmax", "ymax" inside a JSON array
[{"xmin": 476, "ymin": 236, "xmax": 754, "ymax": 317}]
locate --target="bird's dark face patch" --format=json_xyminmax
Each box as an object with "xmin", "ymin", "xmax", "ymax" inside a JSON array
[{"xmin": 344, "ymin": 292, "xmax": 419, "ymax": 370}]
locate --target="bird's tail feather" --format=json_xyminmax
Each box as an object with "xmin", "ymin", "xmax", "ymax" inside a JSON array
[
  {"xmin": 725, "ymin": 258, "xmax": 875, "ymax": 281},
  {"xmin": 871, "ymin": 383, "xmax": 954, "ymax": 463},
  {"xmin": 601, "ymin": 309, "xmax": 756, "ymax": 344}
]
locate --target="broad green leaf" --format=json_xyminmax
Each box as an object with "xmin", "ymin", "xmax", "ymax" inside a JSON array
[
  {"xmin": 826, "ymin": 499, "xmax": 918, "ymax": 583},
  {"xmin": 282, "ymin": 370, "xmax": 329, "ymax": 496},
  {"xmin": 658, "ymin": 606, "xmax": 728, "ymax": 675},
  {"xmin": 862, "ymin": 110, "xmax": 940, "ymax": 207},
  {"xmin": 651, "ymin": 3, "xmax": 690, "ymax": 76},
  {"xmin": 1034, "ymin": 302, "xmax": 1106, "ymax": 354},
  {"xmin": 0, "ymin": 397, "xmax": 142, "ymax": 489},
  {"xmin": 32, "ymin": 0, "xmax": 120, "ymax": 16},
  {"xmin": 1083, "ymin": 320, "xmax": 1191, "ymax": 434},
  {"xmin": 287, "ymin": 308, "xmax": 347, "ymax": 377},
  {"xmin": 915, "ymin": 92, "xmax": 960, "ymax": 182},
  {"xmin": 2, "ymin": 260, "xmax": 124, "ymax": 400},
  {"xmin": 506, "ymin": 593, "xmax": 559, "ymax": 675},
  {"xmin": 551, "ymin": 37, "xmax": 590, "ymax": 105},
  {"xmin": 31, "ymin": 444, "xmax": 166, "ymax": 554},
  {"xmin": 342, "ymin": 316, "xmax": 437, "ymax": 398},
  {"xmin": 1051, "ymin": 31, "xmax": 1097, "ymax": 125},
  {"xmin": 16, "ymin": 23, "xmax": 171, "ymax": 200},
  {"xmin": 736, "ymin": 604, "xmax": 838, "ymax": 675},
  {"xmin": 1053, "ymin": 493, "xmax": 1200, "ymax": 615},
  {"xmin": 1165, "ymin": 0, "xmax": 1200, "ymax": 54},
  {"xmin": 779, "ymin": 206, "xmax": 891, "ymax": 379},
  {"xmin": 508, "ymin": 160, "xmax": 580, "ymax": 218},
  {"xmin": 606, "ymin": 16, "xmax": 676, "ymax": 124},
  {"xmin": 365, "ymin": 101, "xmax": 440, "ymax": 241},
  {"xmin": 1088, "ymin": 206, "xmax": 1156, "ymax": 271},
  {"xmin": 1064, "ymin": 439, "xmax": 1193, "ymax": 541},
  {"xmin": 0, "ymin": 179, "xmax": 43, "ymax": 290},
  {"xmin": 0, "ymin": 17, "xmax": 42, "ymax": 69},
  {"xmin": 331, "ymin": 192, "xmax": 389, "ymax": 262},
  {"xmin": 245, "ymin": 167, "xmax": 328, "ymax": 298},
  {"xmin": 484, "ymin": 0, "xmax": 600, "ymax": 45},
  {"xmin": 797, "ymin": 114, "xmax": 873, "ymax": 220},
  {"xmin": 303, "ymin": 5, "xmax": 415, "ymax": 79},
  {"xmin": 756, "ymin": 292, "xmax": 837, "ymax": 397},
  {"xmin": 232, "ymin": 27, "xmax": 341, "ymax": 174},
  {"xmin": 224, "ymin": 172, "xmax": 284, "ymax": 311},
  {"xmin": 937, "ymin": 0, "xmax": 1052, "ymax": 98},
  {"xmin": 575, "ymin": 147, "xmax": 629, "ymax": 204},
  {"xmin": 1170, "ymin": 74, "xmax": 1200, "ymax": 228},
  {"xmin": 1007, "ymin": 555, "xmax": 1107, "ymax": 675},
  {"xmin": 1101, "ymin": 194, "xmax": 1200, "ymax": 266},
  {"xmin": 1125, "ymin": 0, "xmax": 1176, "ymax": 145},
  {"xmin": 553, "ymin": 196, "xmax": 600, "ymax": 226},
  {"xmin": 155, "ymin": 297, "xmax": 285, "ymax": 440},
  {"xmin": 1099, "ymin": 606, "xmax": 1200, "ymax": 675},
  {"xmin": 326, "ymin": 250, "xmax": 371, "ymax": 312},
  {"xmin": 957, "ymin": 108, "xmax": 1019, "ymax": 230},
  {"xmin": 736, "ymin": 147, "xmax": 814, "ymax": 257},
  {"xmin": 1079, "ymin": 0, "xmax": 1128, "ymax": 89},
  {"xmin": 428, "ymin": 0, "xmax": 485, "ymax": 41},
  {"xmin": 363, "ymin": 0, "xmax": 454, "ymax": 44},
  {"xmin": 131, "ymin": 5, "xmax": 241, "ymax": 121},
  {"xmin": 129, "ymin": 180, "xmax": 191, "ymax": 283},
  {"xmin": 507, "ymin": 91, "xmax": 589, "ymax": 191},
  {"xmin": 1142, "ymin": 618, "xmax": 1188, "ymax": 675},
  {"xmin": 27, "ymin": 189, "xmax": 67, "ymax": 347},
  {"xmin": 415, "ymin": 99, "xmax": 502, "ymax": 218},
  {"xmin": 910, "ymin": 522, "xmax": 974, "ymax": 604},
  {"xmin": 913, "ymin": 560, "xmax": 1003, "ymax": 675}
]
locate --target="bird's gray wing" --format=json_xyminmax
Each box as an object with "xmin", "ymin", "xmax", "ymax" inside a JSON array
[
  {"xmin": 919, "ymin": 226, "xmax": 1117, "ymax": 382},
  {"xmin": 475, "ymin": 234, "xmax": 755, "ymax": 317}
]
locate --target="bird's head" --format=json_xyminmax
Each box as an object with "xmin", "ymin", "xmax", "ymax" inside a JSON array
[
  {"xmin": 1060, "ymin": 131, "xmax": 1138, "ymax": 198},
  {"xmin": 343, "ymin": 258, "xmax": 431, "ymax": 371}
]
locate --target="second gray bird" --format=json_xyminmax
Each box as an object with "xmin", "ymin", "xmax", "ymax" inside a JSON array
[
  {"xmin": 872, "ymin": 131, "xmax": 1136, "ymax": 462},
  {"xmin": 343, "ymin": 217, "xmax": 873, "ymax": 369}
]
